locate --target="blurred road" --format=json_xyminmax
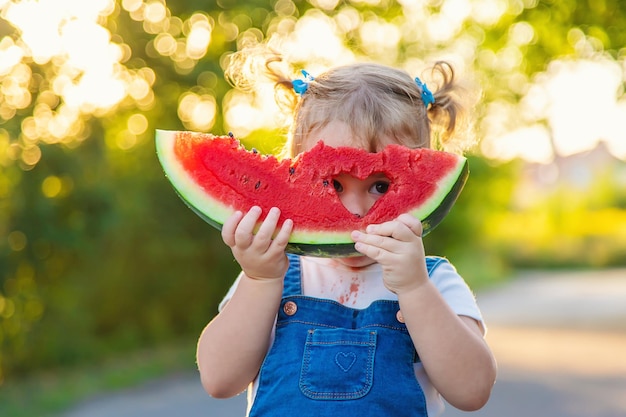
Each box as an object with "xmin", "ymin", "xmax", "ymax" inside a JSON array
[
  {"xmin": 62, "ymin": 268, "xmax": 626, "ymax": 417},
  {"xmin": 444, "ymin": 268, "xmax": 626, "ymax": 417}
]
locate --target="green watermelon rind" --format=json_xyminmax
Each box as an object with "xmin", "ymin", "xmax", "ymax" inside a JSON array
[{"xmin": 156, "ymin": 129, "xmax": 468, "ymax": 257}]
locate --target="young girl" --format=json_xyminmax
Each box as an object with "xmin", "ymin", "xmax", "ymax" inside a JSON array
[{"xmin": 196, "ymin": 50, "xmax": 497, "ymax": 417}]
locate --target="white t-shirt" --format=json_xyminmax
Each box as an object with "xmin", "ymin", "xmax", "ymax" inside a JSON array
[{"xmin": 219, "ymin": 256, "xmax": 484, "ymax": 417}]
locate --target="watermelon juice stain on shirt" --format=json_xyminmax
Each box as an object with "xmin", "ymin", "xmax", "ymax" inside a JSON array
[
  {"xmin": 300, "ymin": 257, "xmax": 393, "ymax": 309},
  {"xmin": 336, "ymin": 276, "xmax": 362, "ymax": 306}
]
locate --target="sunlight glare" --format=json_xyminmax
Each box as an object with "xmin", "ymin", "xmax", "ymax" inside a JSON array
[
  {"xmin": 223, "ymin": 87, "xmax": 281, "ymax": 137},
  {"xmin": 3, "ymin": 0, "xmax": 115, "ymax": 64},
  {"xmin": 1, "ymin": 0, "xmax": 161, "ymax": 154},
  {"xmin": 144, "ymin": 0, "xmax": 167, "ymax": 24},
  {"xmin": 122, "ymin": 0, "xmax": 143, "ymax": 13},
  {"xmin": 509, "ymin": 22, "xmax": 535, "ymax": 45},
  {"xmin": 471, "ymin": 0, "xmax": 508, "ymax": 26},
  {"xmin": 426, "ymin": 15, "xmax": 459, "ymax": 43},
  {"xmin": 128, "ymin": 76, "xmax": 152, "ymax": 101},
  {"xmin": 63, "ymin": 70, "xmax": 127, "ymax": 112},
  {"xmin": 154, "ymin": 33, "xmax": 177, "ymax": 56},
  {"xmin": 61, "ymin": 20, "xmax": 113, "ymax": 72},
  {"xmin": 486, "ymin": 58, "xmax": 626, "ymax": 162},
  {"xmin": 308, "ymin": 0, "xmax": 341, "ymax": 10},
  {"xmin": 20, "ymin": 145, "xmax": 41, "ymax": 166},
  {"xmin": 3, "ymin": 0, "xmax": 64, "ymax": 63},
  {"xmin": 443, "ymin": 0, "xmax": 472, "ymax": 25},
  {"xmin": 334, "ymin": 7, "xmax": 361, "ymax": 33},
  {"xmin": 483, "ymin": 125, "xmax": 554, "ymax": 163},
  {"xmin": 0, "ymin": 38, "xmax": 23, "ymax": 76},
  {"xmin": 127, "ymin": 113, "xmax": 149, "ymax": 136},
  {"xmin": 528, "ymin": 59, "xmax": 624, "ymax": 157},
  {"xmin": 359, "ymin": 19, "xmax": 401, "ymax": 60},
  {"xmin": 1, "ymin": 64, "xmax": 31, "ymax": 110},
  {"xmin": 602, "ymin": 100, "xmax": 626, "ymax": 159},
  {"xmin": 279, "ymin": 12, "xmax": 354, "ymax": 66},
  {"xmin": 350, "ymin": 0, "xmax": 383, "ymax": 5},
  {"xmin": 186, "ymin": 15, "xmax": 213, "ymax": 60},
  {"xmin": 178, "ymin": 92, "xmax": 217, "ymax": 132}
]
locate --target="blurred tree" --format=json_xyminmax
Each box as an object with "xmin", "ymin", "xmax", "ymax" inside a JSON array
[{"xmin": 0, "ymin": 0, "xmax": 625, "ymax": 381}]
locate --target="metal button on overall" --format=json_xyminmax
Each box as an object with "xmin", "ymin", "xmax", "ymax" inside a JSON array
[
  {"xmin": 396, "ymin": 310, "xmax": 405, "ymax": 323},
  {"xmin": 284, "ymin": 301, "xmax": 298, "ymax": 316}
]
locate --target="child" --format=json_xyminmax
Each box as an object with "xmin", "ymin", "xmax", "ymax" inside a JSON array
[{"xmin": 196, "ymin": 49, "xmax": 497, "ymax": 417}]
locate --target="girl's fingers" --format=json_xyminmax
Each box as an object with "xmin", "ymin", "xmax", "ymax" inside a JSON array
[
  {"xmin": 233, "ymin": 206, "xmax": 263, "ymax": 246},
  {"xmin": 396, "ymin": 214, "xmax": 423, "ymax": 237},
  {"xmin": 353, "ymin": 239, "xmax": 384, "ymax": 259},
  {"xmin": 363, "ymin": 214, "xmax": 422, "ymax": 240},
  {"xmin": 364, "ymin": 220, "xmax": 416, "ymax": 242},
  {"xmin": 352, "ymin": 215, "xmax": 422, "ymax": 256},
  {"xmin": 225, "ymin": 206, "xmax": 293, "ymax": 252},
  {"xmin": 352, "ymin": 230, "xmax": 388, "ymax": 248},
  {"xmin": 271, "ymin": 218, "xmax": 294, "ymax": 249},
  {"xmin": 252, "ymin": 207, "xmax": 285, "ymax": 252},
  {"xmin": 221, "ymin": 210, "xmax": 244, "ymax": 247},
  {"xmin": 255, "ymin": 207, "xmax": 280, "ymax": 241},
  {"xmin": 260, "ymin": 208, "xmax": 293, "ymax": 252}
]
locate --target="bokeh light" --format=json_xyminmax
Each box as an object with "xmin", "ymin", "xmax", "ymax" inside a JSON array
[
  {"xmin": 0, "ymin": 0, "xmax": 222, "ymax": 165},
  {"xmin": 482, "ymin": 58, "xmax": 626, "ymax": 162}
]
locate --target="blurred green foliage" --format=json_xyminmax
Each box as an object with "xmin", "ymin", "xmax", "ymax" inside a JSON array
[
  {"xmin": 1, "ymin": 0, "xmax": 625, "ymax": 384},
  {"xmin": 1, "ymin": 125, "xmax": 239, "ymax": 378}
]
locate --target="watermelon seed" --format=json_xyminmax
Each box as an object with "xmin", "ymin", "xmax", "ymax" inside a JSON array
[
  {"xmin": 252, "ymin": 148, "xmax": 258, "ymax": 154},
  {"xmin": 289, "ymin": 167, "xmax": 295, "ymax": 175},
  {"xmin": 228, "ymin": 131, "xmax": 234, "ymax": 138},
  {"xmin": 255, "ymin": 181, "xmax": 261, "ymax": 190},
  {"xmin": 323, "ymin": 180, "xmax": 329, "ymax": 187}
]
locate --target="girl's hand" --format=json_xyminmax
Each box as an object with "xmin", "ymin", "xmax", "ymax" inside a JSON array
[
  {"xmin": 351, "ymin": 213, "xmax": 428, "ymax": 294},
  {"xmin": 222, "ymin": 206, "xmax": 293, "ymax": 281}
]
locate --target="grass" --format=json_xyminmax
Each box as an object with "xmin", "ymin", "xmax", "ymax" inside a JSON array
[{"xmin": 0, "ymin": 339, "xmax": 198, "ymax": 417}]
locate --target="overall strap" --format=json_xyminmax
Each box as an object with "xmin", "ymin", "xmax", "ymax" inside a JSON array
[
  {"xmin": 282, "ymin": 254, "xmax": 302, "ymax": 297},
  {"xmin": 425, "ymin": 256, "xmax": 447, "ymax": 276}
]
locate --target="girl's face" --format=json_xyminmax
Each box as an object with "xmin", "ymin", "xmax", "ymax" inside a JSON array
[{"xmin": 304, "ymin": 121, "xmax": 396, "ymax": 268}]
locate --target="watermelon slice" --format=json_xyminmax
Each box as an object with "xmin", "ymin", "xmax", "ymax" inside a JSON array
[{"xmin": 156, "ymin": 130, "xmax": 468, "ymax": 257}]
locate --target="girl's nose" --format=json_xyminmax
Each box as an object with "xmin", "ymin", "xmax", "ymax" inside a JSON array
[{"xmin": 338, "ymin": 191, "xmax": 369, "ymax": 218}]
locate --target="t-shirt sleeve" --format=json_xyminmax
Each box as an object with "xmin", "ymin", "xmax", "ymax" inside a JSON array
[
  {"xmin": 217, "ymin": 272, "xmax": 244, "ymax": 312},
  {"xmin": 429, "ymin": 259, "xmax": 486, "ymax": 333}
]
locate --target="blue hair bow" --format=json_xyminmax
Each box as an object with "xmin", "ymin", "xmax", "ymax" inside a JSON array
[
  {"xmin": 415, "ymin": 77, "xmax": 435, "ymax": 108},
  {"xmin": 292, "ymin": 70, "xmax": 314, "ymax": 96}
]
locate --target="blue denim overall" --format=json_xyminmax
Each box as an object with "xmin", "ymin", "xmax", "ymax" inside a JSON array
[{"xmin": 248, "ymin": 254, "xmax": 446, "ymax": 417}]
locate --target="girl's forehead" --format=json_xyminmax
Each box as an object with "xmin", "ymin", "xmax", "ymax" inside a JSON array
[{"xmin": 303, "ymin": 120, "xmax": 397, "ymax": 152}]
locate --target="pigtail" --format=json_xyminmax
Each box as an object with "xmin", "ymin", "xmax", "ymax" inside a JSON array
[
  {"xmin": 223, "ymin": 47, "xmax": 258, "ymax": 92},
  {"xmin": 224, "ymin": 45, "xmax": 300, "ymax": 113},
  {"xmin": 264, "ymin": 54, "xmax": 301, "ymax": 114},
  {"xmin": 426, "ymin": 62, "xmax": 475, "ymax": 153}
]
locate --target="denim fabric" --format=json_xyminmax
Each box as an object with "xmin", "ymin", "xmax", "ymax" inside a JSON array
[{"xmin": 248, "ymin": 254, "xmax": 440, "ymax": 417}]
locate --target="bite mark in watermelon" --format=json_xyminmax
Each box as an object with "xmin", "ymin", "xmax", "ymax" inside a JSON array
[{"xmin": 155, "ymin": 130, "xmax": 468, "ymax": 257}]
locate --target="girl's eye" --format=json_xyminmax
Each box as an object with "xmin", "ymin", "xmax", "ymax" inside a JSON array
[
  {"xmin": 332, "ymin": 179, "xmax": 343, "ymax": 193},
  {"xmin": 371, "ymin": 181, "xmax": 389, "ymax": 195}
]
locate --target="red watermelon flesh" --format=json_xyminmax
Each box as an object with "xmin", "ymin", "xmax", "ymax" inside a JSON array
[{"xmin": 156, "ymin": 130, "xmax": 468, "ymax": 257}]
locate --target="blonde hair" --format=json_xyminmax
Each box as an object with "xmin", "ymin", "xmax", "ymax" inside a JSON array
[{"xmin": 225, "ymin": 48, "xmax": 472, "ymax": 157}]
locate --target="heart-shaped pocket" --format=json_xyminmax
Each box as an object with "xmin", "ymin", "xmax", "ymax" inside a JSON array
[{"xmin": 334, "ymin": 351, "xmax": 357, "ymax": 372}]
